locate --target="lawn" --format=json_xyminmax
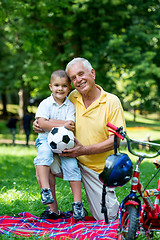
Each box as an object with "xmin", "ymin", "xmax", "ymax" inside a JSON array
[
  {"xmin": 0, "ymin": 144, "xmax": 160, "ymax": 239},
  {"xmin": 124, "ymin": 111, "xmax": 160, "ymax": 142},
  {"xmin": 0, "ymin": 110, "xmax": 160, "ymax": 239},
  {"xmin": 0, "ymin": 145, "xmax": 86, "ymax": 217}
]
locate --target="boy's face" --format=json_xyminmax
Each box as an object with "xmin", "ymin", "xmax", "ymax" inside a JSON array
[{"xmin": 49, "ymin": 76, "xmax": 71, "ymax": 104}]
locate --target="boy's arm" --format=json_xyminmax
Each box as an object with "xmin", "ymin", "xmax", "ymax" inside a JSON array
[
  {"xmin": 38, "ymin": 118, "xmax": 67, "ymax": 132},
  {"xmin": 38, "ymin": 118, "xmax": 74, "ymax": 132}
]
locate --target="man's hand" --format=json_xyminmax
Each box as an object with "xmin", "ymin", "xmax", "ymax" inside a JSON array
[
  {"xmin": 33, "ymin": 119, "xmax": 45, "ymax": 133},
  {"xmin": 60, "ymin": 135, "xmax": 116, "ymax": 157},
  {"xmin": 59, "ymin": 138, "xmax": 86, "ymax": 158}
]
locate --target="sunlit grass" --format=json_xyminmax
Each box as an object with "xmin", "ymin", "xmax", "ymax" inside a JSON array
[
  {"xmin": 0, "ymin": 104, "xmax": 37, "ymax": 116},
  {"xmin": 0, "ymin": 144, "xmax": 159, "ymax": 239},
  {"xmin": 124, "ymin": 111, "xmax": 160, "ymax": 124},
  {"xmin": 0, "ymin": 145, "xmax": 88, "ymax": 218},
  {"xmin": 0, "ymin": 107, "xmax": 160, "ymax": 239},
  {"xmin": 123, "ymin": 111, "xmax": 160, "ymax": 141}
]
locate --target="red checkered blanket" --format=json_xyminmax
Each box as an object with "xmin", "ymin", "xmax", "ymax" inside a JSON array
[{"xmin": 0, "ymin": 212, "xmax": 119, "ymax": 239}]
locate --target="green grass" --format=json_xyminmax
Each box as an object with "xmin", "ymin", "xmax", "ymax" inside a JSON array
[
  {"xmin": 0, "ymin": 145, "xmax": 89, "ymax": 240},
  {"xmin": 124, "ymin": 111, "xmax": 160, "ymax": 142},
  {"xmin": 0, "ymin": 145, "xmax": 88, "ymax": 217},
  {"xmin": 0, "ymin": 109, "xmax": 160, "ymax": 239},
  {"xmin": 0, "ymin": 145, "xmax": 160, "ymax": 239}
]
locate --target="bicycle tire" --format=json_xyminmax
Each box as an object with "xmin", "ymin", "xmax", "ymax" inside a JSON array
[{"xmin": 117, "ymin": 205, "xmax": 139, "ymax": 240}]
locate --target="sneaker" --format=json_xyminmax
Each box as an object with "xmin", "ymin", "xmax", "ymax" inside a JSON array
[
  {"xmin": 40, "ymin": 207, "xmax": 72, "ymax": 220},
  {"xmin": 40, "ymin": 207, "xmax": 60, "ymax": 219},
  {"xmin": 41, "ymin": 188, "xmax": 54, "ymax": 205},
  {"xmin": 72, "ymin": 201, "xmax": 85, "ymax": 220}
]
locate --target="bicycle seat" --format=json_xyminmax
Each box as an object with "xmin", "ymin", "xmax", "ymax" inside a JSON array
[{"xmin": 153, "ymin": 159, "xmax": 160, "ymax": 169}]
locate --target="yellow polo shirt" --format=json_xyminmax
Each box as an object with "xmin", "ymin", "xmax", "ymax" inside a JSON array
[{"xmin": 68, "ymin": 85, "xmax": 126, "ymax": 173}]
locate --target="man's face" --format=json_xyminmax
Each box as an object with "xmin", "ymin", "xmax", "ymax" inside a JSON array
[{"xmin": 67, "ymin": 61, "xmax": 95, "ymax": 95}]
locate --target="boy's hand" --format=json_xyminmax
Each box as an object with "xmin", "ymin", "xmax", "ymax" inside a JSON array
[
  {"xmin": 64, "ymin": 120, "xmax": 75, "ymax": 132},
  {"xmin": 33, "ymin": 119, "xmax": 45, "ymax": 133}
]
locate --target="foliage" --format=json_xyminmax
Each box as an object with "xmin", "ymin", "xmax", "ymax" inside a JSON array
[{"xmin": 0, "ymin": 0, "xmax": 160, "ymax": 115}]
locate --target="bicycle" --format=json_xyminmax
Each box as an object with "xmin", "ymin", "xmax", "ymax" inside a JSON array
[{"xmin": 107, "ymin": 122, "xmax": 160, "ymax": 240}]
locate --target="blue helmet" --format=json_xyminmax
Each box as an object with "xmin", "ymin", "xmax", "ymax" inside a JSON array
[{"xmin": 99, "ymin": 153, "xmax": 133, "ymax": 187}]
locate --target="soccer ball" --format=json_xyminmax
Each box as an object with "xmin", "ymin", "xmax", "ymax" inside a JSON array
[{"xmin": 48, "ymin": 126, "xmax": 75, "ymax": 153}]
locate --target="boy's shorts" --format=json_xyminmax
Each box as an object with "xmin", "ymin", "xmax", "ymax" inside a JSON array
[
  {"xmin": 34, "ymin": 138, "xmax": 54, "ymax": 166},
  {"xmin": 34, "ymin": 138, "xmax": 81, "ymax": 181}
]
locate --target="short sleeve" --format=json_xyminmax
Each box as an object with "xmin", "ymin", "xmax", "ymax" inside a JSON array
[
  {"xmin": 65, "ymin": 102, "xmax": 75, "ymax": 122},
  {"xmin": 35, "ymin": 99, "xmax": 50, "ymax": 120},
  {"xmin": 107, "ymin": 96, "xmax": 126, "ymax": 134}
]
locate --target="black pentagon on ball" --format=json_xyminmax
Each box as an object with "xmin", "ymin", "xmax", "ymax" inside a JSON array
[
  {"xmin": 62, "ymin": 135, "xmax": 70, "ymax": 144},
  {"xmin": 51, "ymin": 128, "xmax": 58, "ymax": 135},
  {"xmin": 50, "ymin": 141, "xmax": 57, "ymax": 149}
]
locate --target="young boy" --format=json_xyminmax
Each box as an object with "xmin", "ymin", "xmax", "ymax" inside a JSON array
[{"xmin": 34, "ymin": 70, "xmax": 85, "ymax": 220}]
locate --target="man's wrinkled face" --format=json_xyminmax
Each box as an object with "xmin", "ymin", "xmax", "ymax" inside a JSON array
[{"xmin": 67, "ymin": 61, "xmax": 95, "ymax": 95}]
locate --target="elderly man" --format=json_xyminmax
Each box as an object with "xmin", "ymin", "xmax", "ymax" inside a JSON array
[{"xmin": 33, "ymin": 57, "xmax": 126, "ymax": 221}]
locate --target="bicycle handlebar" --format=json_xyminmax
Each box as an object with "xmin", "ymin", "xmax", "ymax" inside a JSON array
[
  {"xmin": 107, "ymin": 122, "xmax": 118, "ymax": 131},
  {"xmin": 107, "ymin": 122, "xmax": 124, "ymax": 139},
  {"xmin": 107, "ymin": 122, "xmax": 160, "ymax": 159}
]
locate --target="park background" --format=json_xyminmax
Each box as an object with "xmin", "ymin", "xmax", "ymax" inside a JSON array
[{"xmin": 0, "ymin": 0, "xmax": 160, "ymax": 239}]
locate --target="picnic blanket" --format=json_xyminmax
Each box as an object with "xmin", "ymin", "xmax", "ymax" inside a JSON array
[{"xmin": 0, "ymin": 212, "xmax": 119, "ymax": 239}]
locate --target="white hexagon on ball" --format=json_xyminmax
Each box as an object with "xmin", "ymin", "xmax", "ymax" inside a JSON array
[{"xmin": 48, "ymin": 126, "xmax": 75, "ymax": 153}]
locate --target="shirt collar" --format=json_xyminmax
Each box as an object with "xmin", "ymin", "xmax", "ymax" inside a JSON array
[
  {"xmin": 50, "ymin": 94, "xmax": 70, "ymax": 106},
  {"xmin": 73, "ymin": 85, "xmax": 107, "ymax": 104}
]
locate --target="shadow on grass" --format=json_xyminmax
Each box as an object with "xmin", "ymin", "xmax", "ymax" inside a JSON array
[
  {"xmin": 152, "ymin": 139, "xmax": 160, "ymax": 144},
  {"xmin": 126, "ymin": 120, "xmax": 160, "ymax": 129}
]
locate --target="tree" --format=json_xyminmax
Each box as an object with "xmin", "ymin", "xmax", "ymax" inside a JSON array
[{"xmin": 0, "ymin": 0, "xmax": 160, "ymax": 120}]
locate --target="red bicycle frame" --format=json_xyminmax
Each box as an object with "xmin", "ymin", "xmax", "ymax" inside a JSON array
[{"xmin": 107, "ymin": 122, "xmax": 160, "ymax": 237}]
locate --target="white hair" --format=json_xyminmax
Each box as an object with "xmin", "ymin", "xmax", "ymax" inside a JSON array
[{"xmin": 65, "ymin": 57, "xmax": 93, "ymax": 74}]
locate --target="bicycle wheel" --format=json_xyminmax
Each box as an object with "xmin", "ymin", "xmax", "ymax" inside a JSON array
[{"xmin": 117, "ymin": 205, "xmax": 139, "ymax": 240}]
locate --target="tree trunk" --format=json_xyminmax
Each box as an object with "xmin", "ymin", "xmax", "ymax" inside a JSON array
[
  {"xmin": 18, "ymin": 89, "xmax": 24, "ymax": 119},
  {"xmin": 18, "ymin": 89, "xmax": 24, "ymax": 132},
  {"xmin": 23, "ymin": 89, "xmax": 30, "ymax": 113},
  {"xmin": 133, "ymin": 107, "xmax": 136, "ymax": 122},
  {"xmin": 1, "ymin": 92, "xmax": 8, "ymax": 116}
]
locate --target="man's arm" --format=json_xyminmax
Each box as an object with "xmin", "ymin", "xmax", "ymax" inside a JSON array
[{"xmin": 60, "ymin": 135, "xmax": 119, "ymax": 158}]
